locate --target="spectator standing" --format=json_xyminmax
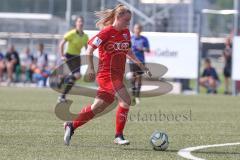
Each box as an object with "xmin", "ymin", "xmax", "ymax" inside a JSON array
[
  {"xmin": 21, "ymin": 47, "xmax": 34, "ymax": 82},
  {"xmin": 32, "ymin": 43, "xmax": 50, "ymax": 87},
  {"xmin": 223, "ymin": 38, "xmax": 232, "ymax": 94}
]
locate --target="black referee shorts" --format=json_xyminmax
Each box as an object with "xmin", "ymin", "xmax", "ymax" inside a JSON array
[
  {"xmin": 65, "ymin": 53, "xmax": 81, "ymax": 74},
  {"xmin": 129, "ymin": 63, "xmax": 144, "ymax": 75},
  {"xmin": 223, "ymin": 66, "xmax": 231, "ymax": 78}
]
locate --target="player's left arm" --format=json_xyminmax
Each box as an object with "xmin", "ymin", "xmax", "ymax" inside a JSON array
[{"xmin": 143, "ymin": 37, "xmax": 150, "ymax": 53}]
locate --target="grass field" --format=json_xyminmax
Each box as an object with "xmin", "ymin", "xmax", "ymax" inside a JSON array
[{"xmin": 0, "ymin": 87, "xmax": 240, "ymax": 160}]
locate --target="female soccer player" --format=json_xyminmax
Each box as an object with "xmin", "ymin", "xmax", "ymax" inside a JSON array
[
  {"xmin": 58, "ymin": 16, "xmax": 89, "ymax": 102},
  {"xmin": 63, "ymin": 4, "xmax": 151, "ymax": 146},
  {"xmin": 130, "ymin": 24, "xmax": 150, "ymax": 104}
]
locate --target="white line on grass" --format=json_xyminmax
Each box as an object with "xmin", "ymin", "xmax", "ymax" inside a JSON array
[{"xmin": 178, "ymin": 142, "xmax": 240, "ymax": 160}]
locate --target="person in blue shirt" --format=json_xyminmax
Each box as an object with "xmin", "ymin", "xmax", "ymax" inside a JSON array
[
  {"xmin": 129, "ymin": 24, "xmax": 150, "ymax": 104},
  {"xmin": 32, "ymin": 43, "xmax": 50, "ymax": 87},
  {"xmin": 200, "ymin": 58, "xmax": 220, "ymax": 94}
]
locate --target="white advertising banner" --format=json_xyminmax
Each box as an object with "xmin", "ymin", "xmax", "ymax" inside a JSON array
[
  {"xmin": 142, "ymin": 32, "xmax": 199, "ymax": 79},
  {"xmin": 85, "ymin": 31, "xmax": 199, "ymax": 79},
  {"xmin": 232, "ymin": 36, "xmax": 240, "ymax": 80}
]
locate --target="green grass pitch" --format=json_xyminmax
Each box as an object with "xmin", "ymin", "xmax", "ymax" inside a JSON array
[{"xmin": 0, "ymin": 87, "xmax": 239, "ymax": 160}]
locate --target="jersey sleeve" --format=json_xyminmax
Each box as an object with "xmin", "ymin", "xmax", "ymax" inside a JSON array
[
  {"xmin": 64, "ymin": 30, "xmax": 74, "ymax": 41},
  {"xmin": 88, "ymin": 28, "xmax": 109, "ymax": 49},
  {"xmin": 143, "ymin": 37, "xmax": 150, "ymax": 49}
]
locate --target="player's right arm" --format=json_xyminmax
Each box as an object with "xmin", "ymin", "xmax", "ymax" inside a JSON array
[
  {"xmin": 85, "ymin": 45, "xmax": 96, "ymax": 81},
  {"xmin": 59, "ymin": 30, "xmax": 74, "ymax": 61},
  {"xmin": 59, "ymin": 39, "xmax": 67, "ymax": 61},
  {"xmin": 86, "ymin": 27, "xmax": 109, "ymax": 81}
]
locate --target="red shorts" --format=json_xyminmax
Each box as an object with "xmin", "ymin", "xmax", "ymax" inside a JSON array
[{"xmin": 96, "ymin": 76, "xmax": 124, "ymax": 104}]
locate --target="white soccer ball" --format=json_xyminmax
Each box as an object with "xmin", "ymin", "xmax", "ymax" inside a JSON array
[{"xmin": 150, "ymin": 131, "xmax": 169, "ymax": 151}]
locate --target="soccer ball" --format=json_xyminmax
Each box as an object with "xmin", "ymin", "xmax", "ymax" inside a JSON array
[{"xmin": 150, "ymin": 131, "xmax": 169, "ymax": 151}]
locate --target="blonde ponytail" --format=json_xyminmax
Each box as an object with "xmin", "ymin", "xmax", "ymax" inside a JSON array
[{"xmin": 95, "ymin": 4, "xmax": 131, "ymax": 29}]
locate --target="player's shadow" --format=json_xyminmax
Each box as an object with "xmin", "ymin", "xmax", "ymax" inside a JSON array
[
  {"xmin": 72, "ymin": 143, "xmax": 180, "ymax": 153},
  {"xmin": 121, "ymin": 148, "xmax": 179, "ymax": 153}
]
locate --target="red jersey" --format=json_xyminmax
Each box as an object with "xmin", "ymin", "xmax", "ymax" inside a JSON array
[{"xmin": 88, "ymin": 26, "xmax": 131, "ymax": 80}]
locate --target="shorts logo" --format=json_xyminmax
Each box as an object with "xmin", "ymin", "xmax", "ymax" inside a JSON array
[{"xmin": 92, "ymin": 37, "xmax": 102, "ymax": 47}]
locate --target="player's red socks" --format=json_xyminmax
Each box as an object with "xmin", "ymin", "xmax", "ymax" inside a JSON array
[
  {"xmin": 115, "ymin": 106, "xmax": 129, "ymax": 136},
  {"xmin": 72, "ymin": 104, "xmax": 129, "ymax": 135},
  {"xmin": 73, "ymin": 105, "xmax": 95, "ymax": 129}
]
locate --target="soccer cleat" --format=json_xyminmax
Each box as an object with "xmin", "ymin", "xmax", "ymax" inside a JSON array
[
  {"xmin": 135, "ymin": 97, "xmax": 140, "ymax": 104},
  {"xmin": 63, "ymin": 122, "xmax": 74, "ymax": 146},
  {"xmin": 57, "ymin": 95, "xmax": 66, "ymax": 103},
  {"xmin": 114, "ymin": 135, "xmax": 130, "ymax": 145}
]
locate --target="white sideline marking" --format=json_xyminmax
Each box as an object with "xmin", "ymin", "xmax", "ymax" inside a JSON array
[{"xmin": 178, "ymin": 142, "xmax": 240, "ymax": 160}]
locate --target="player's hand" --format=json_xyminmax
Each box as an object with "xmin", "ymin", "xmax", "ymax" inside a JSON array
[
  {"xmin": 144, "ymin": 67, "xmax": 152, "ymax": 78},
  {"xmin": 88, "ymin": 68, "xmax": 96, "ymax": 82},
  {"xmin": 61, "ymin": 55, "xmax": 67, "ymax": 62}
]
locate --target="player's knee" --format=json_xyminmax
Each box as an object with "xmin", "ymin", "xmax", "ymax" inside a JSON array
[
  {"xmin": 199, "ymin": 78, "xmax": 204, "ymax": 84},
  {"xmin": 209, "ymin": 82, "xmax": 216, "ymax": 88},
  {"xmin": 74, "ymin": 73, "xmax": 81, "ymax": 79},
  {"xmin": 209, "ymin": 78, "xmax": 216, "ymax": 85}
]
